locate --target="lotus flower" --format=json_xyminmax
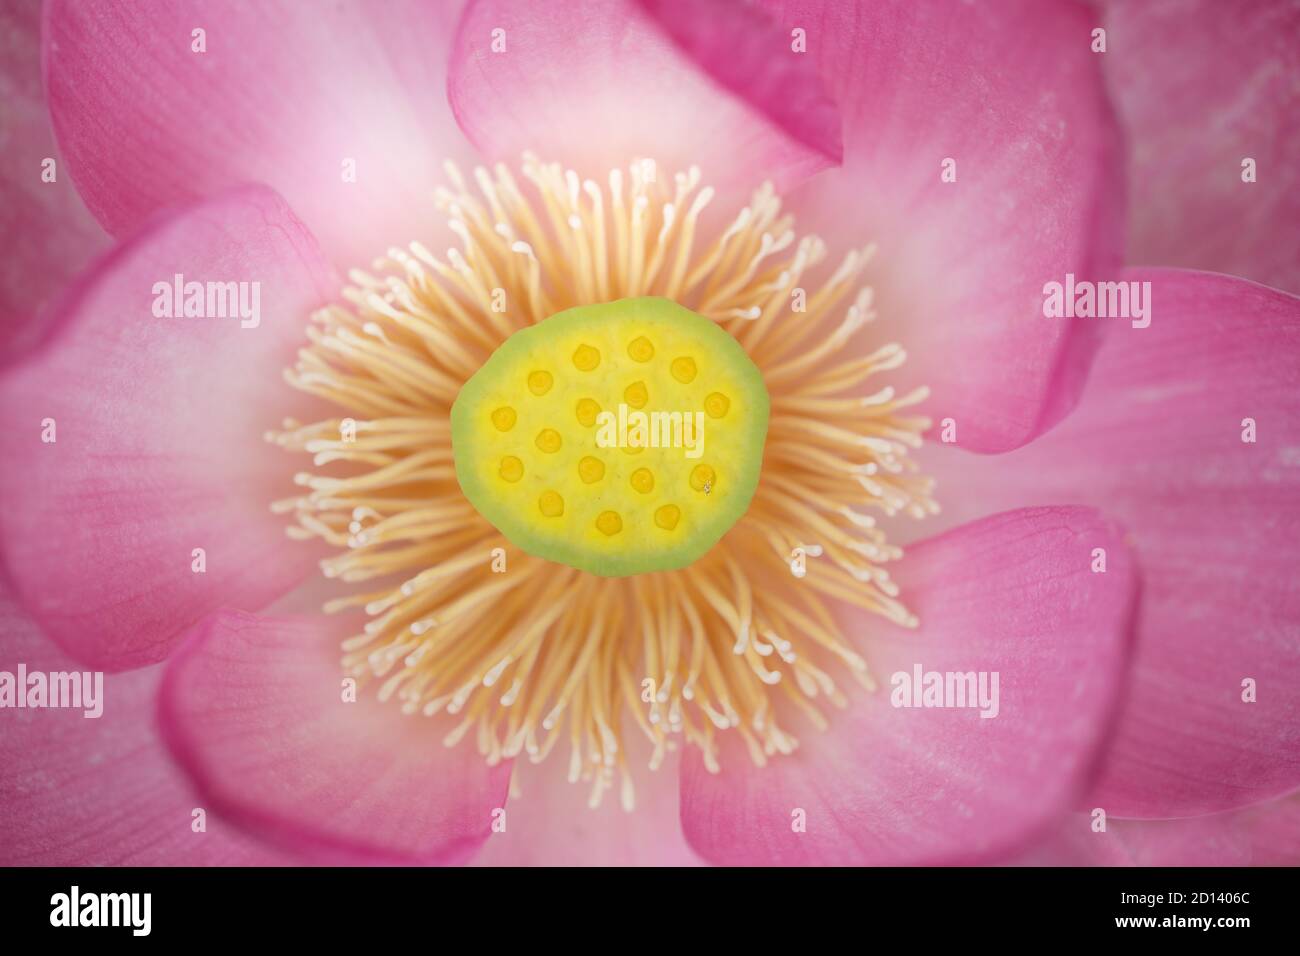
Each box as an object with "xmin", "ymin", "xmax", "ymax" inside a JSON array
[{"xmin": 1, "ymin": 0, "xmax": 1297, "ymax": 868}]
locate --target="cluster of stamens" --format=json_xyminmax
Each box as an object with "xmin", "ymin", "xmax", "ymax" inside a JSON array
[{"xmin": 268, "ymin": 154, "xmax": 936, "ymax": 809}]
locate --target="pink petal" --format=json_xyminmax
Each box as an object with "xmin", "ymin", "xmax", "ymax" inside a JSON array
[
  {"xmin": 0, "ymin": 0, "xmax": 108, "ymax": 360},
  {"xmin": 0, "ymin": 185, "xmax": 336, "ymax": 671},
  {"xmin": 1017, "ymin": 795, "xmax": 1300, "ymax": 866},
  {"xmin": 925, "ymin": 269, "xmax": 1300, "ymax": 816},
  {"xmin": 679, "ymin": 507, "xmax": 1137, "ymax": 866},
  {"xmin": 1104, "ymin": 0, "xmax": 1300, "ymax": 294},
  {"xmin": 757, "ymin": 0, "xmax": 1125, "ymax": 452},
  {"xmin": 0, "ymin": 587, "xmax": 292, "ymax": 865},
  {"xmin": 159, "ymin": 609, "xmax": 511, "ymax": 865},
  {"xmin": 45, "ymin": 0, "xmax": 472, "ymax": 270},
  {"xmin": 471, "ymin": 734, "xmax": 702, "ymax": 866},
  {"xmin": 447, "ymin": 0, "xmax": 840, "ymax": 197}
]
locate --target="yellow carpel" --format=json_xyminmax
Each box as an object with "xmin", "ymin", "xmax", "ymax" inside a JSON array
[{"xmin": 451, "ymin": 297, "xmax": 770, "ymax": 576}]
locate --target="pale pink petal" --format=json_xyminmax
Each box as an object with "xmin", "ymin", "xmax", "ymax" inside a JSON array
[
  {"xmin": 471, "ymin": 734, "xmax": 702, "ymax": 866},
  {"xmin": 0, "ymin": 587, "xmax": 293, "ymax": 865},
  {"xmin": 756, "ymin": 0, "xmax": 1124, "ymax": 452},
  {"xmin": 276, "ymin": 577, "xmax": 779, "ymax": 870},
  {"xmin": 45, "ymin": 0, "xmax": 472, "ymax": 270},
  {"xmin": 0, "ymin": 0, "xmax": 108, "ymax": 360},
  {"xmin": 1104, "ymin": 0, "xmax": 1300, "ymax": 293},
  {"xmin": 680, "ymin": 507, "xmax": 1137, "ymax": 866},
  {"xmin": 1016, "ymin": 794, "xmax": 1300, "ymax": 866},
  {"xmin": 924, "ymin": 269, "xmax": 1300, "ymax": 816},
  {"xmin": 447, "ymin": 0, "xmax": 840, "ymax": 196},
  {"xmin": 159, "ymin": 609, "xmax": 511, "ymax": 865},
  {"xmin": 0, "ymin": 185, "xmax": 336, "ymax": 671}
]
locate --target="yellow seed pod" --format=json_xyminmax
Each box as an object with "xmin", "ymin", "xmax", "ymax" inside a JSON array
[{"xmin": 451, "ymin": 297, "xmax": 768, "ymax": 576}]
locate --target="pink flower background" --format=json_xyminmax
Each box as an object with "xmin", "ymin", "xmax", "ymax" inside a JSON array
[{"xmin": 0, "ymin": 0, "xmax": 1297, "ymax": 866}]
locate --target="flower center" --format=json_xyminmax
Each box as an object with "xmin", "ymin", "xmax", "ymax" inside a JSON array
[
  {"xmin": 270, "ymin": 154, "xmax": 936, "ymax": 809},
  {"xmin": 451, "ymin": 297, "xmax": 769, "ymax": 576}
]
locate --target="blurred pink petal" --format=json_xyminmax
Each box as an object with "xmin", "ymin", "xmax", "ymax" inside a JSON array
[
  {"xmin": 1016, "ymin": 794, "xmax": 1300, "ymax": 866},
  {"xmin": 0, "ymin": 0, "xmax": 108, "ymax": 361},
  {"xmin": 1104, "ymin": 0, "xmax": 1300, "ymax": 294},
  {"xmin": 44, "ymin": 0, "xmax": 471, "ymax": 269},
  {"xmin": 925, "ymin": 268, "xmax": 1300, "ymax": 816},
  {"xmin": 0, "ymin": 185, "xmax": 336, "ymax": 671},
  {"xmin": 0, "ymin": 587, "xmax": 292, "ymax": 865},
  {"xmin": 757, "ymin": 0, "xmax": 1124, "ymax": 452},
  {"xmin": 471, "ymin": 735, "xmax": 702, "ymax": 866},
  {"xmin": 447, "ymin": 0, "xmax": 841, "ymax": 197},
  {"xmin": 159, "ymin": 609, "xmax": 511, "ymax": 865},
  {"xmin": 679, "ymin": 507, "xmax": 1137, "ymax": 865}
]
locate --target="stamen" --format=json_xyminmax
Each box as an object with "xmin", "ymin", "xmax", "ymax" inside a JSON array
[{"xmin": 272, "ymin": 156, "xmax": 935, "ymax": 809}]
